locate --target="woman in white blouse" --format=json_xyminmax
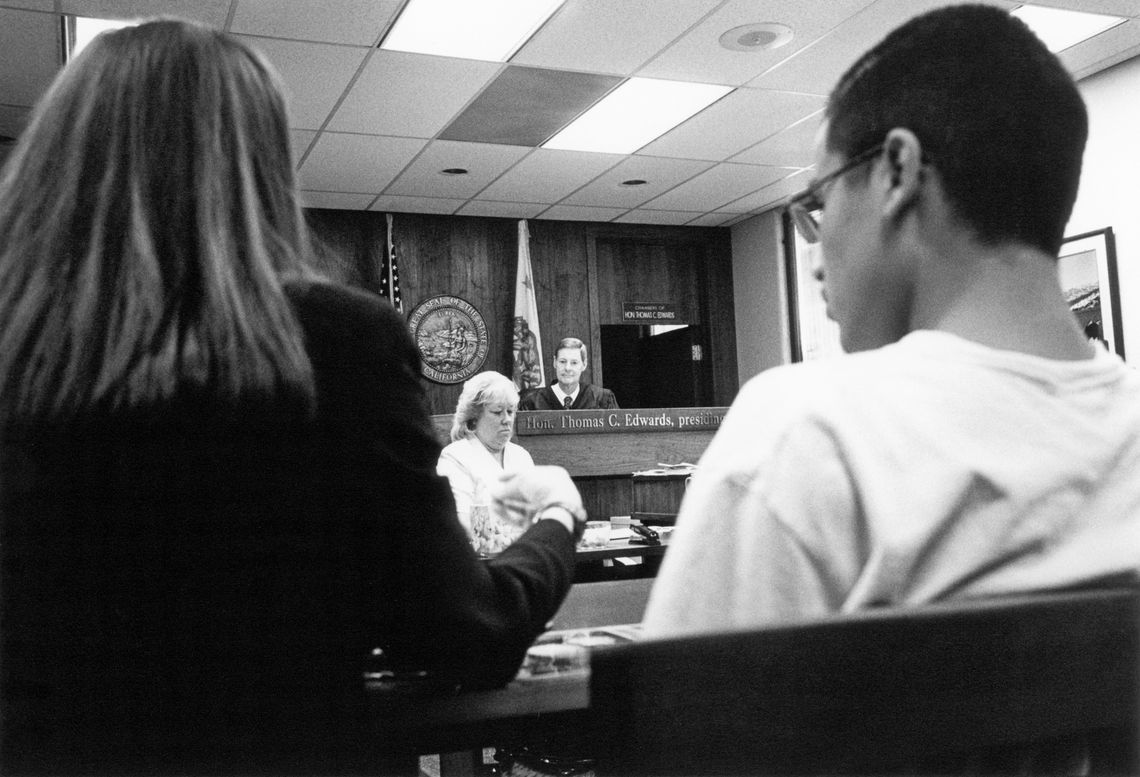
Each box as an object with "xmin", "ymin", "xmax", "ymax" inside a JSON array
[{"xmin": 437, "ymin": 371, "xmax": 534, "ymax": 552}]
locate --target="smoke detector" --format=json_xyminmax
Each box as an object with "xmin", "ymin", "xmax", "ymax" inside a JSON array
[{"xmin": 719, "ymin": 23, "xmax": 793, "ymax": 52}]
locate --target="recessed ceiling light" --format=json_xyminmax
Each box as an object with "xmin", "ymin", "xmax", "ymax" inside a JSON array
[
  {"xmin": 543, "ymin": 77, "xmax": 732, "ymax": 155},
  {"xmin": 620, "ymin": 179, "xmax": 648, "ymax": 187},
  {"xmin": 380, "ymin": 0, "xmax": 564, "ymax": 62},
  {"xmin": 68, "ymin": 16, "xmax": 136, "ymax": 60},
  {"xmin": 718, "ymin": 23, "xmax": 793, "ymax": 52},
  {"xmin": 441, "ymin": 168, "xmax": 469, "ymax": 176},
  {"xmin": 1010, "ymin": 4, "xmax": 1125, "ymax": 53}
]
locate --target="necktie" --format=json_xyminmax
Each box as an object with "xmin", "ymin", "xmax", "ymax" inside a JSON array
[{"xmin": 563, "ymin": 396, "xmax": 573, "ymax": 410}]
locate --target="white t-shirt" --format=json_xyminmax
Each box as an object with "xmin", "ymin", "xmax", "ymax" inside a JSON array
[{"xmin": 644, "ymin": 331, "xmax": 1140, "ymax": 638}]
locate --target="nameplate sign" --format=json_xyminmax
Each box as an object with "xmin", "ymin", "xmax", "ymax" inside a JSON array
[
  {"xmin": 621, "ymin": 301, "xmax": 679, "ymax": 323},
  {"xmin": 516, "ymin": 408, "xmax": 729, "ymax": 436}
]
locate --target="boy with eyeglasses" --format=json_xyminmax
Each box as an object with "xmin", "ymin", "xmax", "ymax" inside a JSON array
[{"xmin": 646, "ymin": 4, "xmax": 1139, "ymax": 638}]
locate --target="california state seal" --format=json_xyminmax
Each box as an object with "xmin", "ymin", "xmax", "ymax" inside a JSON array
[{"xmin": 407, "ymin": 295, "xmax": 489, "ymax": 384}]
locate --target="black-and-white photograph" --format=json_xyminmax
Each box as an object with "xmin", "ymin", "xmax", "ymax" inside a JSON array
[
  {"xmin": 1059, "ymin": 226, "xmax": 1125, "ymax": 357},
  {"xmin": 1, "ymin": 2, "xmax": 1137, "ymax": 775}
]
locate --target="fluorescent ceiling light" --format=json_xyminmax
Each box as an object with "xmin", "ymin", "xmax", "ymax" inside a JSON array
[
  {"xmin": 69, "ymin": 16, "xmax": 136, "ymax": 60},
  {"xmin": 381, "ymin": 0, "xmax": 564, "ymax": 61},
  {"xmin": 1010, "ymin": 4, "xmax": 1125, "ymax": 53},
  {"xmin": 543, "ymin": 78, "xmax": 733, "ymax": 154}
]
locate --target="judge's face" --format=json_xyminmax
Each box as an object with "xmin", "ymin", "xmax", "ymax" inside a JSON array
[
  {"xmin": 554, "ymin": 347, "xmax": 585, "ymax": 390},
  {"xmin": 474, "ymin": 401, "xmax": 517, "ymax": 453}
]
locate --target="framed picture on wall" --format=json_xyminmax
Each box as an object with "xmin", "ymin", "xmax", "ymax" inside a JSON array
[
  {"xmin": 1059, "ymin": 227, "xmax": 1125, "ymax": 358},
  {"xmin": 782, "ymin": 212, "xmax": 843, "ymax": 362}
]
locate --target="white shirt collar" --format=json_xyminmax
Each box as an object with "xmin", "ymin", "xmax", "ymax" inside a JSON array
[{"xmin": 552, "ymin": 385, "xmax": 579, "ymax": 404}]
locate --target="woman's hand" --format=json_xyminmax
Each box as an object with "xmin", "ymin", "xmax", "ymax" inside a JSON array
[{"xmin": 490, "ymin": 466, "xmax": 585, "ymax": 535}]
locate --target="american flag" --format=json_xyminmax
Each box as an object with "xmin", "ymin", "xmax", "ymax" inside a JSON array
[{"xmin": 381, "ymin": 213, "xmax": 403, "ymax": 313}]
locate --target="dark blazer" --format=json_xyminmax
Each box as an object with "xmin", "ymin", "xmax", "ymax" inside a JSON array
[
  {"xmin": 0, "ymin": 280, "xmax": 575, "ymax": 775},
  {"xmin": 519, "ymin": 383, "xmax": 619, "ymax": 411}
]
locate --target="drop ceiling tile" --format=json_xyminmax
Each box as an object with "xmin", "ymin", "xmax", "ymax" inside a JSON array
[
  {"xmin": 230, "ymin": 0, "xmax": 401, "ymax": 45},
  {"xmin": 731, "ymin": 113, "xmax": 822, "ymax": 167},
  {"xmin": 615, "ymin": 209, "xmax": 704, "ymax": 225},
  {"xmin": 537, "ymin": 204, "xmax": 627, "ymax": 222},
  {"xmin": 1027, "ymin": 0, "xmax": 1140, "ymax": 15},
  {"xmin": 299, "ymin": 132, "xmax": 427, "ymax": 193},
  {"xmin": 750, "ymin": 0, "xmax": 1009, "ymax": 93},
  {"xmin": 719, "ymin": 213, "xmax": 756, "ymax": 228},
  {"xmin": 724, "ymin": 190, "xmax": 790, "ymax": 216},
  {"xmin": 686, "ymin": 212, "xmax": 740, "ymax": 227},
  {"xmin": 479, "ymin": 148, "xmax": 622, "ymax": 202},
  {"xmin": 60, "ymin": 0, "xmax": 230, "ymax": 26},
  {"xmin": 0, "ymin": 1, "xmax": 54, "ymax": 11},
  {"xmin": 368, "ymin": 194, "xmax": 465, "ymax": 215},
  {"xmin": 1064, "ymin": 18, "xmax": 1140, "ymax": 80},
  {"xmin": 722, "ymin": 168, "xmax": 813, "ymax": 215},
  {"xmin": 300, "ymin": 191, "xmax": 377, "ymax": 210},
  {"xmin": 0, "ymin": 7, "xmax": 61, "ymax": 106},
  {"xmin": 386, "ymin": 140, "xmax": 529, "ymax": 198},
  {"xmin": 290, "ymin": 129, "xmax": 318, "ymax": 158},
  {"xmin": 16, "ymin": 0, "xmax": 1126, "ymax": 220},
  {"xmin": 752, "ymin": 0, "xmax": 1140, "ymax": 93},
  {"xmin": 640, "ymin": 88, "xmax": 824, "ymax": 161},
  {"xmin": 640, "ymin": 0, "xmax": 877, "ymax": 86},
  {"xmin": 439, "ymin": 66, "xmax": 621, "ymax": 146},
  {"xmin": 562, "ymin": 156, "xmax": 714, "ymax": 207},
  {"xmin": 641, "ymin": 162, "xmax": 791, "ymax": 211},
  {"xmin": 456, "ymin": 200, "xmax": 546, "ymax": 219},
  {"xmin": 243, "ymin": 37, "xmax": 368, "ymax": 130},
  {"xmin": 328, "ymin": 50, "xmax": 500, "ymax": 137},
  {"xmin": 512, "ymin": 0, "xmax": 721, "ymax": 75}
]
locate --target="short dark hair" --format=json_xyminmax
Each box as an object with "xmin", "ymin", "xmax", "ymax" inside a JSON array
[{"xmin": 826, "ymin": 4, "xmax": 1087, "ymax": 255}]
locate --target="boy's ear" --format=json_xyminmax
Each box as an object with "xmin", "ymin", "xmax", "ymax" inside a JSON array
[{"xmin": 881, "ymin": 127, "xmax": 925, "ymax": 219}]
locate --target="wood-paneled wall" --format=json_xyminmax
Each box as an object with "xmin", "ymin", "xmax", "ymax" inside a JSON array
[{"xmin": 305, "ymin": 209, "xmax": 738, "ymax": 415}]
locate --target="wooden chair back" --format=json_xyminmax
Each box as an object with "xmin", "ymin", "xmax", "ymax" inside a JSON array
[{"xmin": 590, "ymin": 587, "xmax": 1140, "ymax": 775}]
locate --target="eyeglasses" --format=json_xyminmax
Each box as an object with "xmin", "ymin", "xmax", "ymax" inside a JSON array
[{"xmin": 786, "ymin": 144, "xmax": 884, "ymax": 244}]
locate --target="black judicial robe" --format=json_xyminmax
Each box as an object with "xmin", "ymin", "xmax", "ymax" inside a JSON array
[{"xmin": 519, "ymin": 383, "xmax": 619, "ymax": 411}]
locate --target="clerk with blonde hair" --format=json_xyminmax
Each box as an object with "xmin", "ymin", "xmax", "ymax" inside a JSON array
[{"xmin": 439, "ymin": 371, "xmax": 536, "ymax": 552}]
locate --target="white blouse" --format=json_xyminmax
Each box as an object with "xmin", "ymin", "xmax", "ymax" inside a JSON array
[{"xmin": 436, "ymin": 436, "xmax": 535, "ymax": 538}]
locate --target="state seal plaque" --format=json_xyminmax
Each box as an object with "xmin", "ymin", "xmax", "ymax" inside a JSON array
[{"xmin": 407, "ymin": 295, "xmax": 490, "ymax": 384}]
